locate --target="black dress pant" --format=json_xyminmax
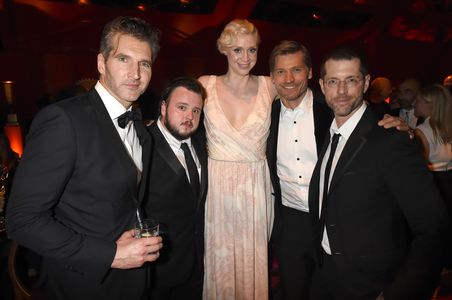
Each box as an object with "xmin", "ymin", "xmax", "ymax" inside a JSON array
[
  {"xmin": 310, "ymin": 250, "xmax": 384, "ymax": 300},
  {"xmin": 277, "ymin": 206, "xmax": 315, "ymax": 300},
  {"xmin": 149, "ymin": 264, "xmax": 203, "ymax": 300}
]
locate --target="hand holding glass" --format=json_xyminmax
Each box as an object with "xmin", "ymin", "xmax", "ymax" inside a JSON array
[{"xmin": 134, "ymin": 219, "xmax": 159, "ymax": 238}]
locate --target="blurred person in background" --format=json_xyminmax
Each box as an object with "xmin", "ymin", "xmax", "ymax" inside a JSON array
[{"xmin": 414, "ymin": 84, "xmax": 452, "ymax": 211}]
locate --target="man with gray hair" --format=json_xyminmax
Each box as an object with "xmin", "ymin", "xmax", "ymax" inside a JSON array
[{"xmin": 7, "ymin": 16, "xmax": 162, "ymax": 300}]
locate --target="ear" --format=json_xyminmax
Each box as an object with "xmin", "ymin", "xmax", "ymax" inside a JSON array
[
  {"xmin": 160, "ymin": 100, "xmax": 167, "ymax": 118},
  {"xmin": 319, "ymin": 78, "xmax": 326, "ymax": 95},
  {"xmin": 363, "ymin": 74, "xmax": 371, "ymax": 94},
  {"xmin": 97, "ymin": 53, "xmax": 106, "ymax": 75},
  {"xmin": 308, "ymin": 68, "xmax": 313, "ymax": 80}
]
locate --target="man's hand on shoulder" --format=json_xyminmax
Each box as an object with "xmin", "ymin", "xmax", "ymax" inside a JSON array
[
  {"xmin": 111, "ymin": 229, "xmax": 163, "ymax": 269},
  {"xmin": 378, "ymin": 114, "xmax": 409, "ymax": 131},
  {"xmin": 378, "ymin": 114, "xmax": 415, "ymax": 139}
]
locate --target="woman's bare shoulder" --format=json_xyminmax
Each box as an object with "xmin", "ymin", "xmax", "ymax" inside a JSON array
[
  {"xmin": 198, "ymin": 75, "xmax": 212, "ymax": 87},
  {"xmin": 262, "ymin": 75, "xmax": 277, "ymax": 99}
]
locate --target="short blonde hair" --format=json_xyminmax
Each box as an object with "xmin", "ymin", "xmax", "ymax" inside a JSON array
[{"xmin": 216, "ymin": 19, "xmax": 261, "ymax": 53}]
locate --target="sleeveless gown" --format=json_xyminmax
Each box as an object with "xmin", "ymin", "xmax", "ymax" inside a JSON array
[{"xmin": 203, "ymin": 75, "xmax": 274, "ymax": 300}]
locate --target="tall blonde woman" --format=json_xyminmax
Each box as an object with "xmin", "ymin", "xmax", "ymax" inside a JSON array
[
  {"xmin": 198, "ymin": 19, "xmax": 276, "ymax": 299},
  {"xmin": 414, "ymin": 84, "xmax": 452, "ymax": 208}
]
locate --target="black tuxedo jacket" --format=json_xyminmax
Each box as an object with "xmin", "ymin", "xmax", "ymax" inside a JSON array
[
  {"xmin": 145, "ymin": 122, "xmax": 207, "ymax": 288},
  {"xmin": 6, "ymin": 89, "xmax": 151, "ymax": 300},
  {"xmin": 308, "ymin": 107, "xmax": 449, "ymax": 299},
  {"xmin": 266, "ymin": 92, "xmax": 332, "ymax": 240}
]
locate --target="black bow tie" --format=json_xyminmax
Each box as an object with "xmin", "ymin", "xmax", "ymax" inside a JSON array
[{"xmin": 117, "ymin": 108, "xmax": 142, "ymax": 129}]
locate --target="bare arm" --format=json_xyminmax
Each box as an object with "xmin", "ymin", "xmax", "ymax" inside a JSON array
[{"xmin": 414, "ymin": 128, "xmax": 430, "ymax": 160}]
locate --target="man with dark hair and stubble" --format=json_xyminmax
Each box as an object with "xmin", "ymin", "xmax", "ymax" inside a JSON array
[
  {"xmin": 308, "ymin": 46, "xmax": 449, "ymax": 300},
  {"xmin": 145, "ymin": 77, "xmax": 207, "ymax": 300},
  {"xmin": 267, "ymin": 40, "xmax": 408, "ymax": 300},
  {"xmin": 6, "ymin": 16, "xmax": 162, "ymax": 300}
]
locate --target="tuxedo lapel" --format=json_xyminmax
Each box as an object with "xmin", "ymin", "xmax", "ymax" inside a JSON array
[
  {"xmin": 267, "ymin": 100, "xmax": 281, "ymax": 197},
  {"xmin": 89, "ymin": 91, "xmax": 139, "ymax": 204},
  {"xmin": 135, "ymin": 118, "xmax": 151, "ymax": 203},
  {"xmin": 192, "ymin": 132, "xmax": 207, "ymax": 210},
  {"xmin": 312, "ymin": 96, "xmax": 333, "ymax": 155},
  {"xmin": 309, "ymin": 131, "xmax": 332, "ymax": 219},
  {"xmin": 149, "ymin": 123, "xmax": 186, "ymax": 178},
  {"xmin": 267, "ymin": 100, "xmax": 281, "ymax": 168},
  {"xmin": 328, "ymin": 108, "xmax": 375, "ymax": 194}
]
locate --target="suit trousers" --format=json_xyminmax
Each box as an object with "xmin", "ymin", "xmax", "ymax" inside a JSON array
[
  {"xmin": 310, "ymin": 250, "xmax": 383, "ymax": 300},
  {"xmin": 277, "ymin": 206, "xmax": 315, "ymax": 300},
  {"xmin": 149, "ymin": 261, "xmax": 203, "ymax": 300}
]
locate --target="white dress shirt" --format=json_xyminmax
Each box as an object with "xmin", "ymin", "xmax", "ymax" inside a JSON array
[
  {"xmin": 95, "ymin": 81, "xmax": 142, "ymax": 172},
  {"xmin": 156, "ymin": 118, "xmax": 201, "ymax": 181},
  {"xmin": 399, "ymin": 107, "xmax": 418, "ymax": 129},
  {"xmin": 319, "ymin": 102, "xmax": 367, "ymax": 254},
  {"xmin": 277, "ymin": 88, "xmax": 317, "ymax": 212}
]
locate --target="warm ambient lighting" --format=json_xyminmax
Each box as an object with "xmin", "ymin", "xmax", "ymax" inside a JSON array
[
  {"xmin": 3, "ymin": 81, "xmax": 13, "ymax": 105},
  {"xmin": 78, "ymin": 0, "xmax": 90, "ymax": 5},
  {"xmin": 136, "ymin": 4, "xmax": 146, "ymax": 11},
  {"xmin": 2, "ymin": 80, "xmax": 23, "ymax": 157},
  {"xmin": 4, "ymin": 125, "xmax": 23, "ymax": 158},
  {"xmin": 180, "ymin": 0, "xmax": 192, "ymax": 5},
  {"xmin": 444, "ymin": 75, "xmax": 452, "ymax": 87}
]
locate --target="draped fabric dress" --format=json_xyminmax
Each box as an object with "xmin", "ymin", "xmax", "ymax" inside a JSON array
[{"xmin": 203, "ymin": 75, "xmax": 274, "ymax": 300}]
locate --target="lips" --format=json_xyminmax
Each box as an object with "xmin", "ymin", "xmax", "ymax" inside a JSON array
[
  {"xmin": 181, "ymin": 121, "xmax": 193, "ymax": 128},
  {"xmin": 124, "ymin": 82, "xmax": 140, "ymax": 89}
]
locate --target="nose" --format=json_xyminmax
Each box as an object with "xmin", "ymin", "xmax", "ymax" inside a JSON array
[
  {"xmin": 242, "ymin": 51, "xmax": 249, "ymax": 62},
  {"xmin": 285, "ymin": 72, "xmax": 294, "ymax": 83},
  {"xmin": 337, "ymin": 80, "xmax": 348, "ymax": 94},
  {"xmin": 129, "ymin": 63, "xmax": 141, "ymax": 80},
  {"xmin": 186, "ymin": 109, "xmax": 194, "ymax": 120}
]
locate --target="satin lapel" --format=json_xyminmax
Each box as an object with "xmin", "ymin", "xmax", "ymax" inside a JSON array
[
  {"xmin": 136, "ymin": 118, "xmax": 151, "ymax": 203},
  {"xmin": 312, "ymin": 96, "xmax": 333, "ymax": 155},
  {"xmin": 89, "ymin": 90, "xmax": 138, "ymax": 203},
  {"xmin": 148, "ymin": 123, "xmax": 186, "ymax": 178},
  {"xmin": 328, "ymin": 108, "xmax": 375, "ymax": 194},
  {"xmin": 267, "ymin": 100, "xmax": 281, "ymax": 180},
  {"xmin": 192, "ymin": 132, "xmax": 207, "ymax": 211},
  {"xmin": 309, "ymin": 131, "xmax": 331, "ymax": 218}
]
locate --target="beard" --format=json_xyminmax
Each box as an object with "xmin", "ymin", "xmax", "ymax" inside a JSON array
[{"xmin": 164, "ymin": 114, "xmax": 194, "ymax": 141}]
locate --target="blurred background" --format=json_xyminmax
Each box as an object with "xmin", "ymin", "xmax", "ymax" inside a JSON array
[{"xmin": 0, "ymin": 0, "xmax": 451, "ymax": 140}]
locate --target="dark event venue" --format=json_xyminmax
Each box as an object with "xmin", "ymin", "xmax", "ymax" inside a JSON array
[{"xmin": 0, "ymin": 0, "xmax": 451, "ymax": 299}]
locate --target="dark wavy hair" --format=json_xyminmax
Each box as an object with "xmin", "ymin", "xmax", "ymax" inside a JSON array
[
  {"xmin": 158, "ymin": 77, "xmax": 207, "ymax": 117},
  {"xmin": 100, "ymin": 16, "xmax": 160, "ymax": 64}
]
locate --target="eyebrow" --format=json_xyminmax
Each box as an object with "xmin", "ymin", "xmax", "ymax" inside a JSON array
[{"xmin": 113, "ymin": 52, "xmax": 152, "ymax": 65}]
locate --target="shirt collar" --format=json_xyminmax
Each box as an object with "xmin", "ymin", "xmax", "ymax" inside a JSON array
[
  {"xmin": 280, "ymin": 88, "xmax": 313, "ymax": 118},
  {"xmin": 95, "ymin": 81, "xmax": 130, "ymax": 120},
  {"xmin": 157, "ymin": 118, "xmax": 192, "ymax": 149},
  {"xmin": 330, "ymin": 102, "xmax": 367, "ymax": 140}
]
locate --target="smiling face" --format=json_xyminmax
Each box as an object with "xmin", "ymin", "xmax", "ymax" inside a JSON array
[
  {"xmin": 319, "ymin": 58, "xmax": 370, "ymax": 127},
  {"xmin": 161, "ymin": 86, "xmax": 203, "ymax": 140},
  {"xmin": 223, "ymin": 33, "xmax": 258, "ymax": 76},
  {"xmin": 97, "ymin": 33, "xmax": 153, "ymax": 109},
  {"xmin": 271, "ymin": 51, "xmax": 312, "ymax": 109}
]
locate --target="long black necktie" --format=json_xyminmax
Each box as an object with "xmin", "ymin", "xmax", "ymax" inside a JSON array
[
  {"xmin": 319, "ymin": 133, "xmax": 341, "ymax": 240},
  {"xmin": 181, "ymin": 143, "xmax": 200, "ymax": 198}
]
